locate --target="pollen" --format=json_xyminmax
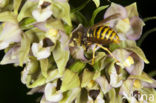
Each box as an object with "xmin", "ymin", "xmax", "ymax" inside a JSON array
[
  {"xmin": 87, "ymin": 80, "xmax": 95, "ymax": 88},
  {"xmin": 123, "ymin": 56, "xmax": 134, "ymax": 67},
  {"xmin": 133, "ymin": 79, "xmax": 142, "ymax": 89},
  {"xmin": 122, "ymin": 18, "xmax": 130, "ymax": 25},
  {"xmin": 48, "ymin": 28, "xmax": 58, "ymax": 37}
]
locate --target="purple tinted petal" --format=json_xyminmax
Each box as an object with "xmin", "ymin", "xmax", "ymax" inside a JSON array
[
  {"xmin": 59, "ymin": 31, "xmax": 69, "ymax": 51},
  {"xmin": 126, "ymin": 53, "xmax": 144, "ymax": 75},
  {"xmin": 70, "ymin": 46, "xmax": 87, "ymax": 61},
  {"xmin": 112, "ymin": 49, "xmax": 131, "ymax": 63},
  {"xmin": 104, "ymin": 3, "xmax": 128, "ymax": 19},
  {"xmin": 34, "ymin": 22, "xmax": 49, "ymax": 32},
  {"xmin": 142, "ymin": 79, "xmax": 156, "ymax": 88},
  {"xmin": 126, "ymin": 17, "xmax": 144, "ymax": 40}
]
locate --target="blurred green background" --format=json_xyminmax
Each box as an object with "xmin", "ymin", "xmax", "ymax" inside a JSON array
[{"xmin": 0, "ymin": 0, "xmax": 155, "ymax": 103}]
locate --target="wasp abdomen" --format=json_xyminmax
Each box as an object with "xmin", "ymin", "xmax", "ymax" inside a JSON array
[{"xmin": 87, "ymin": 26, "xmax": 119, "ymax": 45}]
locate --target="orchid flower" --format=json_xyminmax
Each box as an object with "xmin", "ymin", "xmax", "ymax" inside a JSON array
[{"xmin": 104, "ymin": 3, "xmax": 144, "ymax": 41}]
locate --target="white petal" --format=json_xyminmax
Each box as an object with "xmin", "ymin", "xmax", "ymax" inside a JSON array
[
  {"xmin": 32, "ymin": 6, "xmax": 52, "ymax": 22},
  {"xmin": 31, "ymin": 41, "xmax": 51, "ymax": 60},
  {"xmin": 0, "ymin": 22, "xmax": 21, "ymax": 50},
  {"xmin": 40, "ymin": 95, "xmax": 57, "ymax": 103},
  {"xmin": 45, "ymin": 83, "xmax": 63, "ymax": 102},
  {"xmin": 0, "ymin": 45, "xmax": 20, "ymax": 65},
  {"xmin": 104, "ymin": 3, "xmax": 127, "ymax": 19},
  {"xmin": 96, "ymin": 76, "xmax": 111, "ymax": 94},
  {"xmin": 0, "ymin": 42, "xmax": 9, "ymax": 50},
  {"xmin": 110, "ymin": 66, "xmax": 123, "ymax": 88}
]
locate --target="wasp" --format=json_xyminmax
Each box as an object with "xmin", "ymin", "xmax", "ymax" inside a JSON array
[{"xmin": 71, "ymin": 13, "xmax": 121, "ymax": 65}]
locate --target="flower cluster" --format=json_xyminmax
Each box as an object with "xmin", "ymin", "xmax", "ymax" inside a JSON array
[{"xmin": 0, "ymin": 0, "xmax": 156, "ymax": 103}]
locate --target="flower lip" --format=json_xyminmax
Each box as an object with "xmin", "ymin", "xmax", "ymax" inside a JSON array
[
  {"xmin": 89, "ymin": 89, "xmax": 100, "ymax": 100},
  {"xmin": 43, "ymin": 37, "xmax": 54, "ymax": 47},
  {"xmin": 41, "ymin": 1, "xmax": 51, "ymax": 9}
]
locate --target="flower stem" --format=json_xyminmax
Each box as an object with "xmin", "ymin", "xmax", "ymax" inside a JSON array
[
  {"xmin": 148, "ymin": 70, "xmax": 156, "ymax": 77},
  {"xmin": 143, "ymin": 16, "xmax": 156, "ymax": 22},
  {"xmin": 90, "ymin": 5, "xmax": 109, "ymax": 26},
  {"xmin": 137, "ymin": 28, "xmax": 156, "ymax": 46},
  {"xmin": 71, "ymin": 0, "xmax": 91, "ymax": 13}
]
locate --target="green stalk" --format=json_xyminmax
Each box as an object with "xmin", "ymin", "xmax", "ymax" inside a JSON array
[{"xmin": 137, "ymin": 28, "xmax": 156, "ymax": 46}]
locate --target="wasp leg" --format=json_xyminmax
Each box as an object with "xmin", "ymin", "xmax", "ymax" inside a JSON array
[
  {"xmin": 92, "ymin": 45, "xmax": 97, "ymax": 65},
  {"xmin": 96, "ymin": 44, "xmax": 119, "ymax": 63}
]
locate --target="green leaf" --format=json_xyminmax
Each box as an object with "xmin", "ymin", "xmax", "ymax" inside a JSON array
[
  {"xmin": 13, "ymin": 0, "xmax": 22, "ymax": 15},
  {"xmin": 17, "ymin": 0, "xmax": 37, "ymax": 21},
  {"xmin": 81, "ymin": 69, "xmax": 94, "ymax": 87},
  {"xmin": 40, "ymin": 59, "xmax": 49, "ymax": 78},
  {"xmin": 69, "ymin": 60, "xmax": 86, "ymax": 73},
  {"xmin": 92, "ymin": 0, "xmax": 100, "ymax": 7},
  {"xmin": 90, "ymin": 5, "xmax": 109, "ymax": 26},
  {"xmin": 0, "ymin": 11, "xmax": 17, "ymax": 22},
  {"xmin": 51, "ymin": 1, "xmax": 72, "ymax": 26},
  {"xmin": 53, "ymin": 42, "xmax": 69, "ymax": 75},
  {"xmin": 61, "ymin": 70, "xmax": 80, "ymax": 92}
]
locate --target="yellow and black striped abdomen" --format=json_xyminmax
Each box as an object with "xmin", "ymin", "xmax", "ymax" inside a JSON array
[{"xmin": 87, "ymin": 26, "xmax": 120, "ymax": 45}]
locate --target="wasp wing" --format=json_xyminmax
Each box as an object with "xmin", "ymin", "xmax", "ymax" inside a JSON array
[{"xmin": 90, "ymin": 13, "xmax": 121, "ymax": 29}]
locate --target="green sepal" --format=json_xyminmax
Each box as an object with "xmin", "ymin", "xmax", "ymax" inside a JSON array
[
  {"xmin": 81, "ymin": 69, "xmax": 94, "ymax": 88},
  {"xmin": 40, "ymin": 59, "xmax": 49, "ymax": 78},
  {"xmin": 53, "ymin": 42, "xmax": 69, "ymax": 75},
  {"xmin": 0, "ymin": 11, "xmax": 17, "ymax": 22},
  {"xmin": 69, "ymin": 60, "xmax": 86, "ymax": 73},
  {"xmin": 61, "ymin": 70, "xmax": 80, "ymax": 92},
  {"xmin": 17, "ymin": 0, "xmax": 37, "ymax": 21}
]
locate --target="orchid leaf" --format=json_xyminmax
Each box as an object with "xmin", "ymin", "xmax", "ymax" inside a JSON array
[{"xmin": 61, "ymin": 70, "xmax": 80, "ymax": 92}]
